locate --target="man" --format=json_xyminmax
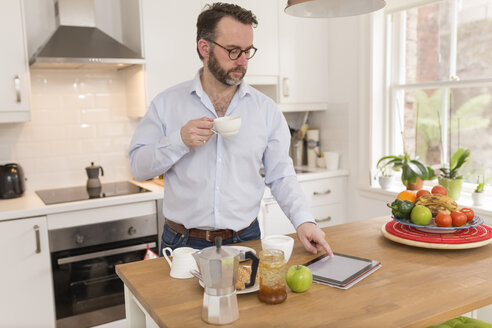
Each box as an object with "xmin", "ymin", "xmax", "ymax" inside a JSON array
[{"xmin": 129, "ymin": 3, "xmax": 333, "ymax": 257}]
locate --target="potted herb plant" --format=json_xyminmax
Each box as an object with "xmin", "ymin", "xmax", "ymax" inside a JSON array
[
  {"xmin": 472, "ymin": 176, "xmax": 485, "ymax": 206},
  {"xmin": 377, "ymin": 153, "xmax": 436, "ymax": 190},
  {"xmin": 438, "ymin": 148, "xmax": 470, "ymax": 201},
  {"xmin": 376, "ymin": 160, "xmax": 394, "ymax": 190}
]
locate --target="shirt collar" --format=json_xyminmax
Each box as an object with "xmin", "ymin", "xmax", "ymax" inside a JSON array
[
  {"xmin": 190, "ymin": 68, "xmax": 251, "ymax": 99},
  {"xmin": 237, "ymin": 78, "xmax": 251, "ymax": 98},
  {"xmin": 190, "ymin": 69, "xmax": 205, "ymax": 98}
]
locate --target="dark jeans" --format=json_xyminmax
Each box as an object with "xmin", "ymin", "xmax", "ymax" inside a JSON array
[{"xmin": 159, "ymin": 219, "xmax": 261, "ymax": 255}]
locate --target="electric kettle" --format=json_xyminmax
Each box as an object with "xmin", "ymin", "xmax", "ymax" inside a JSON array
[
  {"xmin": 192, "ymin": 237, "xmax": 259, "ymax": 325},
  {"xmin": 85, "ymin": 162, "xmax": 104, "ymax": 189},
  {"xmin": 0, "ymin": 163, "xmax": 25, "ymax": 199}
]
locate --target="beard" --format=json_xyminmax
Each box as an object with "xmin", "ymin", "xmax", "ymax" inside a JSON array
[{"xmin": 208, "ymin": 50, "xmax": 246, "ymax": 86}]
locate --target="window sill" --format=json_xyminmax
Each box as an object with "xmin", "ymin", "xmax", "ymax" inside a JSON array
[{"xmin": 358, "ymin": 184, "xmax": 492, "ymax": 220}]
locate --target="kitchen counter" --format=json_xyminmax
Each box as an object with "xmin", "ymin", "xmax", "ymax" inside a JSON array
[
  {"xmin": 116, "ymin": 216, "xmax": 492, "ymax": 327},
  {"xmin": 0, "ymin": 180, "xmax": 164, "ymax": 222},
  {"xmin": 0, "ymin": 170, "xmax": 348, "ymax": 222},
  {"xmin": 294, "ymin": 168, "xmax": 348, "ymax": 182}
]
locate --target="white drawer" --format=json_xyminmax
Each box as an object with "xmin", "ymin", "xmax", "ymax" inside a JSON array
[
  {"xmin": 47, "ymin": 200, "xmax": 156, "ymax": 230},
  {"xmin": 311, "ymin": 203, "xmax": 346, "ymax": 228},
  {"xmin": 301, "ymin": 177, "xmax": 346, "ymax": 207}
]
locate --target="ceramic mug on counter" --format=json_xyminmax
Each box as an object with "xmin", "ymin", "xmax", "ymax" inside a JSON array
[
  {"xmin": 324, "ymin": 152, "xmax": 339, "ymax": 171},
  {"xmin": 162, "ymin": 247, "xmax": 199, "ymax": 279},
  {"xmin": 261, "ymin": 235, "xmax": 294, "ymax": 262},
  {"xmin": 212, "ymin": 116, "xmax": 241, "ymax": 137}
]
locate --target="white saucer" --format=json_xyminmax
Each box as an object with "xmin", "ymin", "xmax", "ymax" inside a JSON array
[{"xmin": 199, "ymin": 279, "xmax": 259, "ymax": 294}]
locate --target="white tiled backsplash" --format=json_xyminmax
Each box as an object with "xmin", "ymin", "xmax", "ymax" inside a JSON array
[{"xmin": 0, "ymin": 69, "xmax": 140, "ymax": 190}]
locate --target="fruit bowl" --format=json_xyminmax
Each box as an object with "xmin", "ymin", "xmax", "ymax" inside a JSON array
[{"xmin": 391, "ymin": 216, "xmax": 484, "ymax": 233}]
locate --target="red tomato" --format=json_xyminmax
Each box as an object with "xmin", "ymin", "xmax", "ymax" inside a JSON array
[
  {"xmin": 435, "ymin": 213, "xmax": 452, "ymax": 227},
  {"xmin": 451, "ymin": 211, "xmax": 467, "ymax": 227},
  {"xmin": 431, "ymin": 185, "xmax": 448, "ymax": 195},
  {"xmin": 460, "ymin": 208, "xmax": 475, "ymax": 222},
  {"xmin": 416, "ymin": 189, "xmax": 430, "ymax": 199}
]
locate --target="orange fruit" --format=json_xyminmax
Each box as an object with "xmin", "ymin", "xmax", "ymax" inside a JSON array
[{"xmin": 396, "ymin": 190, "xmax": 417, "ymax": 203}]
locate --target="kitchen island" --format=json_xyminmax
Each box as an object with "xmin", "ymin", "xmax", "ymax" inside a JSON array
[{"xmin": 116, "ymin": 216, "xmax": 492, "ymax": 327}]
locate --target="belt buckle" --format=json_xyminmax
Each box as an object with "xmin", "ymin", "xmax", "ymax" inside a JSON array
[{"xmin": 205, "ymin": 230, "xmax": 213, "ymax": 242}]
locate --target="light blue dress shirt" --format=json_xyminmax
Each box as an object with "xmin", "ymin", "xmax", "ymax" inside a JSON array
[{"xmin": 129, "ymin": 70, "xmax": 314, "ymax": 231}]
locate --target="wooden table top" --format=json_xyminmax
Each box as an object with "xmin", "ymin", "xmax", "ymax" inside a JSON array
[{"xmin": 116, "ymin": 216, "xmax": 492, "ymax": 327}]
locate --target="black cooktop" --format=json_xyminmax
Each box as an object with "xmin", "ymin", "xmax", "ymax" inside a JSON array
[{"xmin": 35, "ymin": 181, "xmax": 150, "ymax": 205}]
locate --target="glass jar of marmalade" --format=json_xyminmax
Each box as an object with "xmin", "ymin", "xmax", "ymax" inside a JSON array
[{"xmin": 258, "ymin": 249, "xmax": 287, "ymax": 304}]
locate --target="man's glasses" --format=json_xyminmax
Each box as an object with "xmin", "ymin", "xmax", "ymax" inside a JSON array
[{"xmin": 207, "ymin": 40, "xmax": 257, "ymax": 60}]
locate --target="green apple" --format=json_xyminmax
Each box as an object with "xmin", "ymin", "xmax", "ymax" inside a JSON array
[
  {"xmin": 410, "ymin": 205, "xmax": 432, "ymax": 225},
  {"xmin": 286, "ymin": 265, "xmax": 312, "ymax": 293}
]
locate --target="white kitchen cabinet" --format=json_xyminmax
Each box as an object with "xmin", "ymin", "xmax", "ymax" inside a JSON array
[
  {"xmin": 277, "ymin": 0, "xmax": 331, "ymax": 104},
  {"xmin": 260, "ymin": 196, "xmax": 297, "ymax": 236},
  {"xmin": 140, "ymin": 0, "xmax": 280, "ymax": 115},
  {"xmin": 0, "ymin": 0, "xmax": 31, "ymax": 122},
  {"xmin": 230, "ymin": 0, "xmax": 279, "ymax": 80},
  {"xmin": 140, "ymin": 0, "xmax": 203, "ymax": 109},
  {"xmin": 300, "ymin": 176, "xmax": 346, "ymax": 208},
  {"xmin": 0, "ymin": 216, "xmax": 55, "ymax": 327},
  {"xmin": 259, "ymin": 175, "xmax": 348, "ymax": 236}
]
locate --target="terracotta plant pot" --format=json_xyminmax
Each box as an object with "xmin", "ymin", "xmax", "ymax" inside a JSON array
[
  {"xmin": 438, "ymin": 177, "xmax": 463, "ymax": 201},
  {"xmin": 406, "ymin": 178, "xmax": 423, "ymax": 190}
]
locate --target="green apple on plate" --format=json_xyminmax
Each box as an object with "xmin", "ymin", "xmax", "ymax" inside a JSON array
[{"xmin": 410, "ymin": 205, "xmax": 432, "ymax": 225}]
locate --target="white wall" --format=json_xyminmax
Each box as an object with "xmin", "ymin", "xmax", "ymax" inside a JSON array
[
  {"xmin": 0, "ymin": 68, "xmax": 138, "ymax": 190},
  {"xmin": 320, "ymin": 13, "xmax": 389, "ymax": 222},
  {"xmin": 308, "ymin": 106, "xmax": 349, "ymax": 171}
]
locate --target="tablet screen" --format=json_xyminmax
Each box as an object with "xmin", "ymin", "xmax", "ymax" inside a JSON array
[{"xmin": 304, "ymin": 253, "xmax": 373, "ymax": 286}]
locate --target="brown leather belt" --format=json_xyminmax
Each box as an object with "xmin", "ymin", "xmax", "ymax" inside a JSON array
[{"xmin": 165, "ymin": 219, "xmax": 256, "ymax": 242}]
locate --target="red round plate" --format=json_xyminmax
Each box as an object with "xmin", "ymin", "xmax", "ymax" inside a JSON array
[{"xmin": 385, "ymin": 221, "xmax": 492, "ymax": 244}]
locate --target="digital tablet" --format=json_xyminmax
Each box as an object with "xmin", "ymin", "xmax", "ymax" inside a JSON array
[{"xmin": 304, "ymin": 253, "xmax": 374, "ymax": 287}]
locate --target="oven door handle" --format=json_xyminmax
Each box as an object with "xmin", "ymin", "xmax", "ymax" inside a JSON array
[{"xmin": 57, "ymin": 242, "xmax": 157, "ymax": 265}]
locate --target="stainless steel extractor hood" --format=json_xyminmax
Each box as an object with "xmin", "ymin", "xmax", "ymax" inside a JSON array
[{"xmin": 30, "ymin": 0, "xmax": 144, "ymax": 69}]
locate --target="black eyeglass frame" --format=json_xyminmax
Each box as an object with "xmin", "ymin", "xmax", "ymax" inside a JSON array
[{"xmin": 206, "ymin": 39, "xmax": 257, "ymax": 60}]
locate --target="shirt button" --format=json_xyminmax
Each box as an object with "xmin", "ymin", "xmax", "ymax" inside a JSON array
[
  {"xmin": 216, "ymin": 186, "xmax": 220, "ymax": 190},
  {"xmin": 218, "ymin": 158, "xmax": 222, "ymax": 162}
]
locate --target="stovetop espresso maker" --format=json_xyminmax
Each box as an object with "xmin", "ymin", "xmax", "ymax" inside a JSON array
[
  {"xmin": 85, "ymin": 162, "xmax": 104, "ymax": 189},
  {"xmin": 193, "ymin": 237, "xmax": 258, "ymax": 325}
]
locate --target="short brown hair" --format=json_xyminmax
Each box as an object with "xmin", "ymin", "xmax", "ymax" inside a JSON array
[{"xmin": 196, "ymin": 2, "xmax": 258, "ymax": 60}]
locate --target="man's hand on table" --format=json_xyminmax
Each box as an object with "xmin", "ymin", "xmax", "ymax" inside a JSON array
[{"xmin": 296, "ymin": 222, "xmax": 334, "ymax": 257}]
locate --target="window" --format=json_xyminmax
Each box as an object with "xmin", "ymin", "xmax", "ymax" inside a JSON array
[{"xmin": 387, "ymin": 0, "xmax": 492, "ymax": 188}]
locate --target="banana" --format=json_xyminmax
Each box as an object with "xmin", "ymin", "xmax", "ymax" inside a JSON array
[
  {"xmin": 415, "ymin": 193, "xmax": 459, "ymax": 215},
  {"xmin": 424, "ymin": 204, "xmax": 451, "ymax": 217}
]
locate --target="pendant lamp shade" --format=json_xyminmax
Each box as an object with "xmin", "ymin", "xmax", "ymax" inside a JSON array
[{"xmin": 285, "ymin": 0, "xmax": 386, "ymax": 18}]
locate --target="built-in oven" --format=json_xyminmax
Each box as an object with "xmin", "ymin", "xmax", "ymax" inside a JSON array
[{"xmin": 49, "ymin": 214, "xmax": 158, "ymax": 328}]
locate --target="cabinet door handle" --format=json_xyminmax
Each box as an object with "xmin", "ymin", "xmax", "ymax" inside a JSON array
[
  {"xmin": 315, "ymin": 216, "xmax": 332, "ymax": 223},
  {"xmin": 14, "ymin": 75, "xmax": 21, "ymax": 103},
  {"xmin": 282, "ymin": 77, "xmax": 290, "ymax": 97},
  {"xmin": 313, "ymin": 189, "xmax": 331, "ymax": 196},
  {"xmin": 33, "ymin": 225, "xmax": 41, "ymax": 254}
]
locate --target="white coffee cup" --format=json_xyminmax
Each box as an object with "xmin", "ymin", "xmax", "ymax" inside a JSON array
[
  {"xmin": 162, "ymin": 247, "xmax": 198, "ymax": 279},
  {"xmin": 213, "ymin": 116, "xmax": 241, "ymax": 137},
  {"xmin": 261, "ymin": 235, "xmax": 294, "ymax": 262},
  {"xmin": 324, "ymin": 152, "xmax": 339, "ymax": 171}
]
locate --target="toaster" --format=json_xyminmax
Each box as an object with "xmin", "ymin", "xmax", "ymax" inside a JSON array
[{"xmin": 0, "ymin": 163, "xmax": 25, "ymax": 199}]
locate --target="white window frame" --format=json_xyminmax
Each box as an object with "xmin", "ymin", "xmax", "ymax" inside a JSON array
[{"xmin": 384, "ymin": 0, "xmax": 492, "ymax": 194}]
